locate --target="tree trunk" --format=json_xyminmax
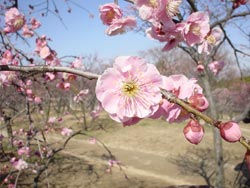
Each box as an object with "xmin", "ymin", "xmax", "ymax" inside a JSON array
[{"xmin": 201, "ymin": 74, "xmax": 225, "ymax": 188}]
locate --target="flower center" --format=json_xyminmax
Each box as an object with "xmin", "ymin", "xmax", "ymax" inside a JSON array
[
  {"xmin": 166, "ymin": 0, "xmax": 182, "ymax": 17},
  {"xmin": 206, "ymin": 35, "xmax": 216, "ymax": 45},
  {"xmin": 14, "ymin": 18, "xmax": 24, "ymax": 30},
  {"xmin": 106, "ymin": 10, "xmax": 115, "ymax": 23},
  {"xmin": 190, "ymin": 25, "xmax": 201, "ymax": 35},
  {"xmin": 149, "ymin": 0, "xmax": 158, "ymax": 7},
  {"xmin": 122, "ymin": 81, "xmax": 139, "ymax": 97}
]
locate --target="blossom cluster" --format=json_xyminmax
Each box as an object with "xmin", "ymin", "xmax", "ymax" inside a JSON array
[
  {"xmin": 99, "ymin": 3, "xmax": 137, "ymax": 36},
  {"xmin": 99, "ymin": 1, "xmax": 223, "ymax": 54},
  {"xmin": 96, "ymin": 56, "xmax": 208, "ymax": 141},
  {"xmin": 1, "ymin": 8, "xmax": 86, "ymax": 93},
  {"xmin": 96, "ymin": 55, "xmax": 242, "ymax": 144}
]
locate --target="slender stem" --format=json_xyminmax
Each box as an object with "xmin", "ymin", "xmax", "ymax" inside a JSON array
[{"xmin": 161, "ymin": 89, "xmax": 218, "ymax": 125}]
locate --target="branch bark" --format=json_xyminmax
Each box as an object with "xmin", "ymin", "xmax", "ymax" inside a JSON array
[{"xmin": 0, "ymin": 65, "xmax": 99, "ymax": 80}]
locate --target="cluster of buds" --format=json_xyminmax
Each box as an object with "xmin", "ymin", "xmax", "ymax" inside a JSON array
[
  {"xmin": 183, "ymin": 93, "xmax": 241, "ymax": 144},
  {"xmin": 184, "ymin": 119, "xmax": 242, "ymax": 145}
]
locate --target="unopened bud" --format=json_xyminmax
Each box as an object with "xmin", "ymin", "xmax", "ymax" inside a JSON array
[
  {"xmin": 219, "ymin": 121, "xmax": 241, "ymax": 142},
  {"xmin": 189, "ymin": 93, "xmax": 209, "ymax": 112},
  {"xmin": 183, "ymin": 119, "xmax": 204, "ymax": 145},
  {"xmin": 196, "ymin": 64, "xmax": 205, "ymax": 72}
]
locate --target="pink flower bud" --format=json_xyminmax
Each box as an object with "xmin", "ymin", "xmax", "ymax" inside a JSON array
[
  {"xmin": 219, "ymin": 121, "xmax": 241, "ymax": 142},
  {"xmin": 183, "ymin": 119, "xmax": 204, "ymax": 145},
  {"xmin": 196, "ymin": 64, "xmax": 205, "ymax": 72},
  {"xmin": 189, "ymin": 93, "xmax": 209, "ymax": 112},
  {"xmin": 26, "ymin": 89, "xmax": 32, "ymax": 95},
  {"xmin": 34, "ymin": 96, "xmax": 42, "ymax": 104}
]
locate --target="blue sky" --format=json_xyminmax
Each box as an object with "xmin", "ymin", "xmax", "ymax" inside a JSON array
[{"xmin": 18, "ymin": 0, "xmax": 160, "ymax": 59}]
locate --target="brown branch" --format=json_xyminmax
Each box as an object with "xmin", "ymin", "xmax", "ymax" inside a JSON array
[
  {"xmin": 161, "ymin": 89, "xmax": 218, "ymax": 126},
  {"xmin": 123, "ymin": 0, "xmax": 134, "ymax": 3},
  {"xmin": 219, "ymin": 24, "xmax": 244, "ymax": 78},
  {"xmin": 0, "ymin": 65, "xmax": 99, "ymax": 80},
  {"xmin": 161, "ymin": 88, "xmax": 250, "ymax": 151},
  {"xmin": 211, "ymin": 11, "xmax": 250, "ymax": 28},
  {"xmin": 186, "ymin": 0, "xmax": 198, "ymax": 12}
]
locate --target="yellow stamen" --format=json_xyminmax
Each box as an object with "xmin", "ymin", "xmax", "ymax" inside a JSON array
[
  {"xmin": 149, "ymin": 0, "xmax": 157, "ymax": 7},
  {"xmin": 14, "ymin": 18, "xmax": 24, "ymax": 30},
  {"xmin": 122, "ymin": 81, "xmax": 139, "ymax": 97},
  {"xmin": 206, "ymin": 35, "xmax": 216, "ymax": 45},
  {"xmin": 191, "ymin": 25, "xmax": 201, "ymax": 35},
  {"xmin": 166, "ymin": 0, "xmax": 182, "ymax": 17},
  {"xmin": 107, "ymin": 10, "xmax": 115, "ymax": 20}
]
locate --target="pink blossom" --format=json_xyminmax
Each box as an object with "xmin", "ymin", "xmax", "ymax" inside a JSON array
[
  {"xmin": 99, "ymin": 3, "xmax": 123, "ymax": 25},
  {"xmin": 106, "ymin": 16, "xmax": 136, "ymax": 36},
  {"xmin": 162, "ymin": 0, "xmax": 182, "ymax": 17},
  {"xmin": 22, "ymin": 25, "xmax": 34, "ymax": 37},
  {"xmin": 8, "ymin": 184, "xmax": 15, "ymax": 188},
  {"xmin": 48, "ymin": 116, "xmax": 62, "ymax": 124},
  {"xmin": 90, "ymin": 103, "xmax": 103, "ymax": 120},
  {"xmin": 183, "ymin": 119, "xmax": 204, "ymax": 145},
  {"xmin": 45, "ymin": 72, "xmax": 56, "ymax": 81},
  {"xmin": 26, "ymin": 80, "xmax": 32, "ymax": 86},
  {"xmin": 74, "ymin": 89, "xmax": 89, "ymax": 103},
  {"xmin": 137, "ymin": 4, "xmax": 155, "ymax": 21},
  {"xmin": 62, "ymin": 73, "xmax": 77, "ymax": 81},
  {"xmin": 48, "ymin": 117, "xmax": 57, "ymax": 123},
  {"xmin": 35, "ymin": 36, "xmax": 47, "ymax": 52},
  {"xmin": 177, "ymin": 11, "xmax": 210, "ymax": 46},
  {"xmin": 153, "ymin": 74, "xmax": 204, "ymax": 123},
  {"xmin": 88, "ymin": 137, "xmax": 97, "ymax": 144},
  {"xmin": 56, "ymin": 82, "xmax": 71, "ymax": 90},
  {"xmin": 156, "ymin": 0, "xmax": 182, "ymax": 22},
  {"xmin": 219, "ymin": 121, "xmax": 242, "ymax": 142},
  {"xmin": 233, "ymin": 0, "xmax": 248, "ymax": 9},
  {"xmin": 198, "ymin": 27, "xmax": 222, "ymax": 54},
  {"xmin": 146, "ymin": 20, "xmax": 176, "ymax": 42},
  {"xmin": 196, "ymin": 64, "xmax": 205, "ymax": 72},
  {"xmin": 146, "ymin": 21, "xmax": 183, "ymax": 51},
  {"xmin": 108, "ymin": 159, "xmax": 120, "ymax": 167},
  {"xmin": 90, "ymin": 110, "xmax": 100, "ymax": 120},
  {"xmin": 39, "ymin": 46, "xmax": 51, "ymax": 59},
  {"xmin": 134, "ymin": 0, "xmax": 182, "ymax": 22},
  {"xmin": 30, "ymin": 18, "xmax": 41, "ymax": 29},
  {"xmin": 1, "ymin": 50, "xmax": 13, "ymax": 64},
  {"xmin": 34, "ymin": 96, "xmax": 42, "ymax": 104},
  {"xmin": 35, "ymin": 36, "xmax": 60, "ymax": 65},
  {"xmin": 71, "ymin": 57, "xmax": 84, "ymax": 69},
  {"xmin": 17, "ymin": 147, "xmax": 31, "ymax": 157},
  {"xmin": 61, "ymin": 127, "xmax": 73, "ymax": 136},
  {"xmin": 188, "ymin": 93, "xmax": 209, "ymax": 112},
  {"xmin": 208, "ymin": 61, "xmax": 225, "ymax": 76},
  {"xmin": 11, "ymin": 158, "xmax": 28, "ymax": 170},
  {"xmin": 26, "ymin": 89, "xmax": 32, "ymax": 95},
  {"xmin": 13, "ymin": 140, "xmax": 24, "ymax": 147},
  {"xmin": 96, "ymin": 56, "xmax": 162, "ymax": 125},
  {"xmin": 4, "ymin": 8, "xmax": 26, "ymax": 33}
]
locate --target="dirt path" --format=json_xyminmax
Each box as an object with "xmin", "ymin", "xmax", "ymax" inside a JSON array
[
  {"xmin": 2, "ymin": 118, "xmax": 249, "ymax": 187},
  {"xmin": 46, "ymin": 121, "xmax": 250, "ymax": 187},
  {"xmin": 53, "ymin": 135, "xmax": 196, "ymax": 185}
]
